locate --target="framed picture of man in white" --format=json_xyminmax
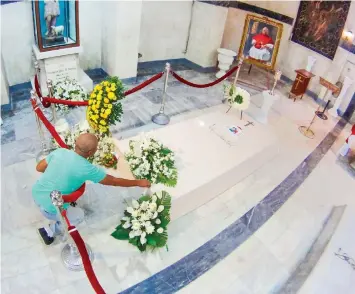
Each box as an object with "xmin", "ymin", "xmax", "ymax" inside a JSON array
[{"xmin": 238, "ymin": 14, "xmax": 283, "ymax": 71}]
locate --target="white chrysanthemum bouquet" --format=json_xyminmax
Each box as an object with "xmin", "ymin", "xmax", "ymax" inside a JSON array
[
  {"xmin": 52, "ymin": 78, "xmax": 89, "ymax": 114},
  {"xmin": 111, "ymin": 191, "xmax": 171, "ymax": 252},
  {"xmin": 125, "ymin": 136, "xmax": 178, "ymax": 187},
  {"xmin": 224, "ymin": 84, "xmax": 250, "ymax": 111}
]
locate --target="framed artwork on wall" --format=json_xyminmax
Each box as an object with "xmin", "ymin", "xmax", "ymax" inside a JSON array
[
  {"xmin": 291, "ymin": 1, "xmax": 351, "ymax": 60},
  {"xmin": 238, "ymin": 14, "xmax": 283, "ymax": 71}
]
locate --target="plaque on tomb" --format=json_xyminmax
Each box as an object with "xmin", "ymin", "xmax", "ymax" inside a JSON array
[
  {"xmin": 210, "ymin": 123, "xmax": 244, "ymax": 146},
  {"xmin": 44, "ymin": 55, "xmax": 78, "ymax": 83}
]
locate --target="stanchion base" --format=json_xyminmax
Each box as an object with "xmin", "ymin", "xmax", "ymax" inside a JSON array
[
  {"xmin": 299, "ymin": 126, "xmax": 315, "ymax": 139},
  {"xmin": 36, "ymin": 150, "xmax": 50, "ymax": 162},
  {"xmin": 61, "ymin": 243, "xmax": 94, "ymax": 271},
  {"xmin": 315, "ymin": 111, "xmax": 328, "ymax": 120},
  {"xmin": 152, "ymin": 113, "xmax": 170, "ymax": 125}
]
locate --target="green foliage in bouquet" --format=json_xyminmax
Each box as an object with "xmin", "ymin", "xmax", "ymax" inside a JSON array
[{"xmin": 111, "ymin": 191, "xmax": 171, "ymax": 252}]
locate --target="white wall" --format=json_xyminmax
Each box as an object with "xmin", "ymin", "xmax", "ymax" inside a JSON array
[
  {"xmin": 78, "ymin": 0, "xmax": 102, "ymax": 70},
  {"xmin": 0, "ymin": 0, "xmax": 102, "ymax": 86},
  {"xmin": 101, "ymin": 0, "xmax": 142, "ymax": 79},
  {"xmin": 139, "ymin": 1, "xmax": 192, "ymax": 62},
  {"xmin": 186, "ymin": 1, "xmax": 228, "ymax": 68},
  {"xmin": 1, "ymin": 1, "xmax": 35, "ymax": 86}
]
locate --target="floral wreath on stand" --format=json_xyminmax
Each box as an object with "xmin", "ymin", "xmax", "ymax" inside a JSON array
[
  {"xmin": 86, "ymin": 76, "xmax": 125, "ymax": 135},
  {"xmin": 224, "ymin": 84, "xmax": 250, "ymax": 118}
]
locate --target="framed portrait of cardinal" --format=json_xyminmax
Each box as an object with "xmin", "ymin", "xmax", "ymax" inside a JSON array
[{"xmin": 238, "ymin": 14, "xmax": 283, "ymax": 71}]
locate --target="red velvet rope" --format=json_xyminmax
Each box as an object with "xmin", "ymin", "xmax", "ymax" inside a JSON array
[
  {"xmin": 31, "ymin": 99, "xmax": 67, "ymax": 148},
  {"xmin": 62, "ymin": 184, "xmax": 86, "ymax": 203},
  {"xmin": 41, "ymin": 72, "xmax": 164, "ymax": 106},
  {"xmin": 124, "ymin": 71, "xmax": 164, "ymax": 96},
  {"xmin": 43, "ymin": 97, "xmax": 89, "ymax": 106},
  {"xmin": 171, "ymin": 66, "xmax": 239, "ymax": 88},
  {"xmin": 61, "ymin": 210, "xmax": 71, "ymax": 227},
  {"xmin": 69, "ymin": 227, "xmax": 106, "ymax": 294},
  {"xmin": 34, "ymin": 75, "xmax": 42, "ymax": 98},
  {"xmin": 34, "ymin": 75, "xmax": 52, "ymax": 108}
]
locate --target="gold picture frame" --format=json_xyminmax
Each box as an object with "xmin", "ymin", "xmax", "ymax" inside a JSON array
[{"xmin": 238, "ymin": 14, "xmax": 283, "ymax": 71}]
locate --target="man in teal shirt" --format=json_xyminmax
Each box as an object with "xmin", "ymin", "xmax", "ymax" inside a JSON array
[{"xmin": 33, "ymin": 133, "xmax": 150, "ymax": 245}]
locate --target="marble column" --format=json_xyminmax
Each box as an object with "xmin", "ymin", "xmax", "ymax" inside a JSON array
[
  {"xmin": 186, "ymin": 1, "xmax": 228, "ymax": 68},
  {"xmin": 1, "ymin": 55, "xmax": 10, "ymax": 107},
  {"xmin": 101, "ymin": 0, "xmax": 142, "ymax": 79},
  {"xmin": 329, "ymin": 76, "xmax": 354, "ymax": 117}
]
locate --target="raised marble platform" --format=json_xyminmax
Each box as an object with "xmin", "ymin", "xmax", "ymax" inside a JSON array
[{"xmin": 117, "ymin": 107, "xmax": 280, "ymax": 220}]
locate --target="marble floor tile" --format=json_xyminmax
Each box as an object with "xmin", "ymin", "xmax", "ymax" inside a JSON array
[
  {"xmin": 1, "ymin": 266, "xmax": 57, "ymax": 294},
  {"xmin": 1, "ymin": 245, "xmax": 50, "ymax": 279},
  {"xmin": 1, "ymin": 136, "xmax": 41, "ymax": 167}
]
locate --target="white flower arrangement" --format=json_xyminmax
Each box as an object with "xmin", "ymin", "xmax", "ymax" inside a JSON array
[
  {"xmin": 125, "ymin": 135, "xmax": 178, "ymax": 187},
  {"xmin": 224, "ymin": 84, "xmax": 250, "ymax": 111},
  {"xmin": 111, "ymin": 191, "xmax": 171, "ymax": 252},
  {"xmin": 53, "ymin": 119, "xmax": 118, "ymax": 169},
  {"xmin": 52, "ymin": 78, "xmax": 89, "ymax": 114}
]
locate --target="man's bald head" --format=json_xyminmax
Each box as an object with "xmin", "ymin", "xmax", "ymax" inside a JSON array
[{"xmin": 75, "ymin": 133, "xmax": 98, "ymax": 158}]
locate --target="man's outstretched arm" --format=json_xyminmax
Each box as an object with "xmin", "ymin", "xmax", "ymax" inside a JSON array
[
  {"xmin": 99, "ymin": 175, "xmax": 151, "ymax": 188},
  {"xmin": 36, "ymin": 159, "xmax": 48, "ymax": 173}
]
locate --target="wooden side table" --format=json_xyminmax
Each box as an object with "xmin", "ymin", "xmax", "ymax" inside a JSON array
[{"xmin": 289, "ymin": 69, "xmax": 315, "ymax": 101}]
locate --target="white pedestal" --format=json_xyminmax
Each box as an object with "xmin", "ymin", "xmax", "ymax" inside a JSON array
[
  {"xmin": 32, "ymin": 45, "xmax": 93, "ymax": 95},
  {"xmin": 246, "ymin": 90, "xmax": 279, "ymax": 124},
  {"xmin": 328, "ymin": 76, "xmax": 354, "ymax": 117},
  {"xmin": 216, "ymin": 48, "xmax": 237, "ymax": 79}
]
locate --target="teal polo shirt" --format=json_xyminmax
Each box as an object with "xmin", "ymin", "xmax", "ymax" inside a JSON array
[{"xmin": 32, "ymin": 148, "xmax": 106, "ymax": 214}]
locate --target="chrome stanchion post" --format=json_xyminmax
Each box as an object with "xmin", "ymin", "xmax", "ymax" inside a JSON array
[
  {"xmin": 223, "ymin": 58, "xmax": 244, "ymax": 104},
  {"xmin": 152, "ymin": 63, "xmax": 171, "ymax": 125},
  {"xmin": 50, "ymin": 190, "xmax": 94, "ymax": 272},
  {"xmin": 34, "ymin": 60, "xmax": 53, "ymax": 121},
  {"xmin": 233, "ymin": 57, "xmax": 244, "ymax": 87},
  {"xmin": 47, "ymin": 79, "xmax": 57, "ymax": 123},
  {"xmin": 31, "ymin": 90, "xmax": 50, "ymax": 162},
  {"xmin": 269, "ymin": 69, "xmax": 282, "ymax": 96}
]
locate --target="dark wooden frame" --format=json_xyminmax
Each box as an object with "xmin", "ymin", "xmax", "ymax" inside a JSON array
[{"xmin": 33, "ymin": 0, "xmax": 80, "ymax": 52}]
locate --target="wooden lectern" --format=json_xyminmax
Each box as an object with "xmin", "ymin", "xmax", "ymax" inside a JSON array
[{"xmin": 289, "ymin": 69, "xmax": 315, "ymax": 101}]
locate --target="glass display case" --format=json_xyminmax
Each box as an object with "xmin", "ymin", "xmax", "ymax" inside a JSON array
[{"xmin": 32, "ymin": 0, "xmax": 80, "ymax": 52}]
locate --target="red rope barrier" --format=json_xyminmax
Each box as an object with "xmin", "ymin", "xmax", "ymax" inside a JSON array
[
  {"xmin": 69, "ymin": 227, "xmax": 106, "ymax": 294},
  {"xmin": 171, "ymin": 66, "xmax": 239, "ymax": 88},
  {"xmin": 41, "ymin": 72, "xmax": 164, "ymax": 107},
  {"xmin": 34, "ymin": 75, "xmax": 42, "ymax": 98},
  {"xmin": 61, "ymin": 210, "xmax": 106, "ymax": 294},
  {"xmin": 31, "ymin": 99, "xmax": 67, "ymax": 148},
  {"xmin": 124, "ymin": 71, "xmax": 164, "ymax": 96},
  {"xmin": 62, "ymin": 184, "xmax": 86, "ymax": 203},
  {"xmin": 35, "ymin": 75, "xmax": 52, "ymax": 108},
  {"xmin": 61, "ymin": 210, "xmax": 71, "ymax": 227},
  {"xmin": 43, "ymin": 97, "xmax": 89, "ymax": 106}
]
